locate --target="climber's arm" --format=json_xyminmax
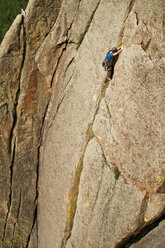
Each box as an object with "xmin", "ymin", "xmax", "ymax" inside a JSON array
[
  {"xmin": 113, "ymin": 47, "xmax": 123, "ymax": 56},
  {"xmin": 117, "ymin": 46, "xmax": 122, "ymax": 51}
]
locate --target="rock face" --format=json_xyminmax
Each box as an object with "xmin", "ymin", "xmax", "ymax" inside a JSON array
[
  {"xmin": 0, "ymin": 0, "xmax": 165, "ymax": 248},
  {"xmin": 130, "ymin": 220, "xmax": 165, "ymax": 248}
]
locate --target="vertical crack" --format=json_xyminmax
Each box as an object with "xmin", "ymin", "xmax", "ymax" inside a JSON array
[
  {"xmin": 9, "ymin": 14, "xmax": 26, "ymax": 153},
  {"xmin": 2, "ymin": 139, "xmax": 16, "ymax": 242},
  {"xmin": 76, "ymin": 0, "xmax": 101, "ymax": 49},
  {"xmin": 64, "ymin": 56, "xmax": 75, "ymax": 77},
  {"xmin": 26, "ymin": 39, "xmax": 67, "ymax": 243},
  {"xmin": 61, "ymin": 63, "xmax": 115, "ymax": 247},
  {"xmin": 61, "ymin": 155, "xmax": 84, "ymax": 248},
  {"xmin": 50, "ymin": 41, "xmax": 68, "ymax": 88},
  {"xmin": 67, "ymin": 0, "xmax": 82, "ymax": 34},
  {"xmin": 26, "ymin": 202, "xmax": 38, "ymax": 248},
  {"xmin": 45, "ymin": 2, "xmax": 134, "ymax": 246},
  {"xmin": 134, "ymin": 11, "xmax": 139, "ymax": 25},
  {"xmin": 91, "ymin": 142, "xmax": 112, "ymax": 213},
  {"xmin": 48, "ymin": 94, "xmax": 66, "ymax": 129},
  {"xmin": 43, "ymin": 41, "xmax": 69, "ymax": 130},
  {"xmin": 11, "ymin": 191, "xmax": 22, "ymax": 248},
  {"xmin": 25, "ymin": 143, "xmax": 40, "ymax": 248},
  {"xmin": 26, "ymin": 98, "xmax": 49, "ymax": 247},
  {"xmin": 141, "ymin": 38, "xmax": 151, "ymax": 51},
  {"xmin": 2, "ymin": 13, "xmax": 27, "ymax": 244},
  {"xmin": 105, "ymin": 99, "xmax": 112, "ymax": 118},
  {"xmin": 26, "ymin": 146, "xmax": 40, "ymax": 247},
  {"xmin": 117, "ymin": 0, "xmax": 136, "ymax": 46},
  {"xmin": 17, "ymin": 191, "xmax": 22, "ymax": 220},
  {"xmin": 84, "ymin": 0, "xmax": 101, "ymax": 35}
]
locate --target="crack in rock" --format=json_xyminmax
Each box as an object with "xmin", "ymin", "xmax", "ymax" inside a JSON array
[
  {"xmin": 117, "ymin": 0, "xmax": 136, "ymax": 46},
  {"xmin": 11, "ymin": 190, "xmax": 22, "ymax": 248},
  {"xmin": 137, "ymin": 192, "xmax": 149, "ymax": 226},
  {"xmin": 60, "ymin": 55, "xmax": 118, "ymax": 246},
  {"xmin": 115, "ymin": 209, "xmax": 165, "ymax": 248},
  {"xmin": 2, "ymin": 138, "xmax": 16, "ymax": 242},
  {"xmin": 50, "ymin": 41, "xmax": 68, "ymax": 88},
  {"xmin": 26, "ymin": 204, "xmax": 38, "ymax": 248},
  {"xmin": 75, "ymin": 0, "xmax": 101, "ymax": 49},
  {"xmin": 48, "ymin": 94, "xmax": 66, "ymax": 130},
  {"xmin": 134, "ymin": 11, "xmax": 139, "ymax": 25},
  {"xmin": 1, "ymin": 12, "xmax": 33, "ymax": 246}
]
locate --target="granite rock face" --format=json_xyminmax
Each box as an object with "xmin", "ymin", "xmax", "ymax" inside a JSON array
[
  {"xmin": 0, "ymin": 0, "xmax": 61, "ymax": 247},
  {"xmin": 0, "ymin": 0, "xmax": 165, "ymax": 248}
]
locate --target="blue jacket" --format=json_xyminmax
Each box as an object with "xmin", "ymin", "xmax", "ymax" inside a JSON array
[{"xmin": 105, "ymin": 51, "xmax": 114, "ymax": 61}]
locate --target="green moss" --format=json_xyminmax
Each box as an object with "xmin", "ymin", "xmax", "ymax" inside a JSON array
[
  {"xmin": 114, "ymin": 167, "xmax": 120, "ymax": 180},
  {"xmin": 102, "ymin": 150, "xmax": 108, "ymax": 165},
  {"xmin": 105, "ymin": 102, "xmax": 111, "ymax": 118},
  {"xmin": 61, "ymin": 157, "xmax": 84, "ymax": 247},
  {"xmin": 117, "ymin": 35, "xmax": 123, "ymax": 47},
  {"xmin": 86, "ymin": 124, "xmax": 94, "ymax": 142},
  {"xmin": 77, "ymin": 32, "xmax": 86, "ymax": 50},
  {"xmin": 40, "ymin": 138, "xmax": 43, "ymax": 147},
  {"xmin": 65, "ymin": 159, "xmax": 83, "ymax": 231},
  {"xmin": 154, "ymin": 175, "xmax": 165, "ymax": 193},
  {"xmin": 50, "ymin": 21, "xmax": 55, "ymax": 29},
  {"xmin": 100, "ymin": 81, "xmax": 110, "ymax": 100},
  {"xmin": 1, "ymin": 88, "xmax": 7, "ymax": 98},
  {"xmin": 45, "ymin": 0, "xmax": 51, "ymax": 5},
  {"xmin": 129, "ymin": 0, "xmax": 136, "ymax": 13}
]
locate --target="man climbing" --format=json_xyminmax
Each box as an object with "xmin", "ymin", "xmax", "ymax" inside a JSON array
[{"xmin": 102, "ymin": 46, "xmax": 123, "ymax": 82}]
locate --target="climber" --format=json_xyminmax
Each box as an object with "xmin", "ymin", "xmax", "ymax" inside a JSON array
[{"xmin": 102, "ymin": 46, "xmax": 123, "ymax": 82}]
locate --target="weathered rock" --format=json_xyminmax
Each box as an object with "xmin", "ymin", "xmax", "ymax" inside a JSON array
[
  {"xmin": 94, "ymin": 44, "xmax": 165, "ymax": 193},
  {"xmin": 130, "ymin": 220, "xmax": 165, "ymax": 248},
  {"xmin": 0, "ymin": 14, "xmax": 23, "ymax": 57},
  {"xmin": 144, "ymin": 194, "xmax": 165, "ymax": 222},
  {"xmin": 25, "ymin": 0, "xmax": 61, "ymax": 54},
  {"xmin": 0, "ymin": 0, "xmax": 62, "ymax": 247},
  {"xmin": 66, "ymin": 139, "xmax": 144, "ymax": 248},
  {"xmin": 37, "ymin": 0, "xmax": 132, "ymax": 247},
  {"xmin": 0, "ymin": 13, "xmax": 24, "ymax": 245},
  {"xmin": 0, "ymin": 0, "xmax": 165, "ymax": 247}
]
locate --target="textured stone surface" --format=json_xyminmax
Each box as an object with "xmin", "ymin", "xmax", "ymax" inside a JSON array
[
  {"xmin": 130, "ymin": 220, "xmax": 165, "ymax": 248},
  {"xmin": 66, "ymin": 139, "xmax": 144, "ymax": 248},
  {"xmin": 0, "ymin": 0, "xmax": 61, "ymax": 247},
  {"xmin": 38, "ymin": 1, "xmax": 132, "ymax": 247},
  {"xmin": 0, "ymin": 0, "xmax": 165, "ymax": 247},
  {"xmin": 0, "ymin": 13, "xmax": 24, "ymax": 246},
  {"xmin": 96, "ymin": 45, "xmax": 165, "ymax": 193}
]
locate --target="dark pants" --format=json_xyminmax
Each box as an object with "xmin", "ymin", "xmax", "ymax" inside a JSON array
[
  {"xmin": 107, "ymin": 65, "xmax": 114, "ymax": 79},
  {"xmin": 106, "ymin": 55, "xmax": 119, "ymax": 79}
]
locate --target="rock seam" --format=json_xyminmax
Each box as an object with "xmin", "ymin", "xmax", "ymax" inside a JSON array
[{"xmin": 2, "ymin": 13, "xmax": 26, "ymax": 244}]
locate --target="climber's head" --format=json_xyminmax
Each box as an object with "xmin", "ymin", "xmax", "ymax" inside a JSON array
[{"xmin": 111, "ymin": 47, "xmax": 118, "ymax": 53}]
